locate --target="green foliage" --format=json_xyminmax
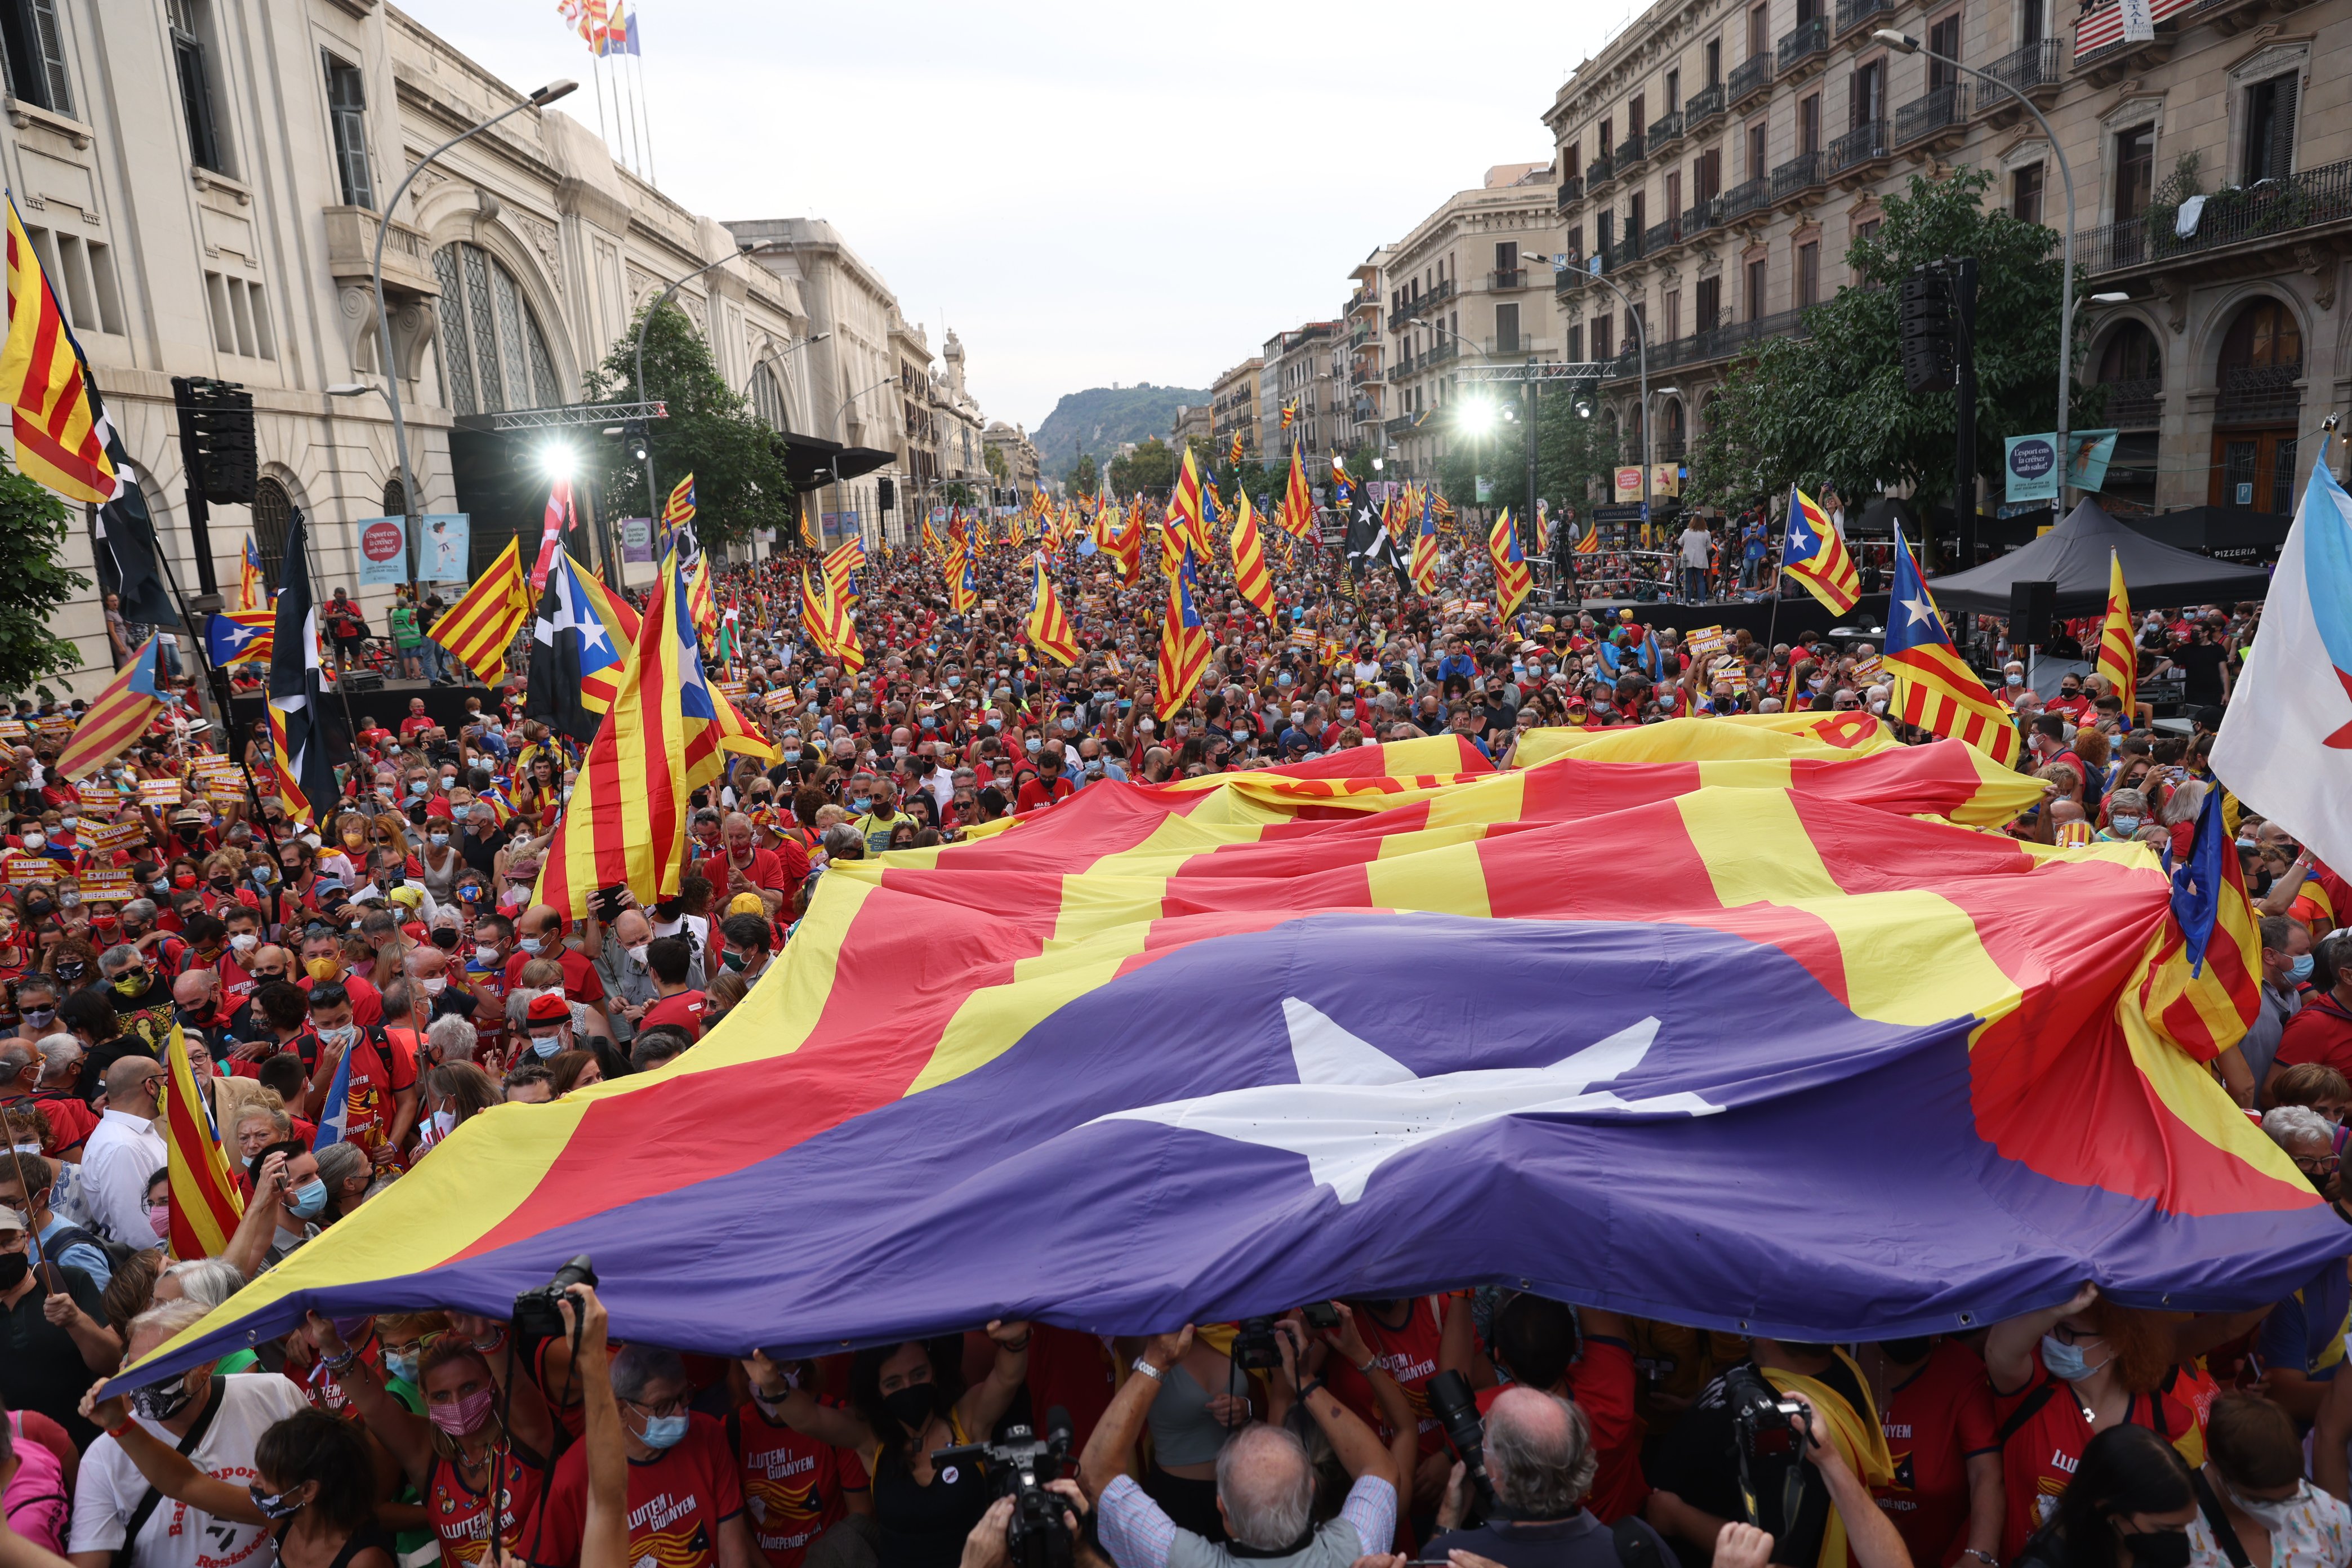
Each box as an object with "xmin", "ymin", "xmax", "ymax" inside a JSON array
[
  {"xmin": 0, "ymin": 457, "xmax": 90, "ymax": 694},
  {"xmin": 1534, "ymin": 376, "xmax": 1619, "ymax": 519},
  {"xmin": 1108, "ymin": 436, "xmax": 1177, "ymax": 497},
  {"xmin": 1064, "ymin": 453, "xmax": 1100, "ymax": 497},
  {"xmin": 582, "ymin": 301, "xmax": 792, "ymax": 549},
  {"xmin": 938, "ymin": 480, "xmax": 981, "ymax": 507},
  {"xmin": 1685, "ymin": 168, "xmax": 2092, "ymax": 516},
  {"xmin": 1032, "ymin": 384, "xmax": 1211, "ymax": 474},
  {"xmin": 983, "ymin": 444, "xmax": 1009, "ymax": 483}
]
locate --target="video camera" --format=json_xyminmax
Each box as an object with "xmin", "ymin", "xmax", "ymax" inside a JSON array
[
  {"xmin": 934, "ymin": 1406, "xmax": 1076, "ymax": 1568},
  {"xmin": 1721, "ymin": 1362, "xmax": 1814, "ymax": 1531},
  {"xmin": 1426, "ymin": 1369, "xmax": 1500, "ymax": 1520},
  {"xmin": 513, "ymin": 1255, "xmax": 597, "ymax": 1347}
]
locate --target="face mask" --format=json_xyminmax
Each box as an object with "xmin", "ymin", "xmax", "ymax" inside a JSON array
[
  {"xmin": 530, "ymin": 1031, "xmax": 564, "ymax": 1059},
  {"xmin": 55, "ymin": 960, "xmax": 86, "ymax": 981},
  {"xmin": 131, "ymin": 1372, "xmax": 195, "ymax": 1420},
  {"xmin": 0, "ymin": 1253, "xmax": 26, "ymax": 1291},
  {"xmin": 22, "ymin": 1006, "xmax": 53, "ymax": 1028},
  {"xmin": 2119, "ymin": 1530, "xmax": 2191, "ymax": 1568},
  {"xmin": 849, "ymin": 797, "xmax": 871, "ymax": 813},
  {"xmin": 287, "ymin": 1178, "xmax": 329, "ymax": 1220},
  {"xmin": 58, "ymin": 890, "xmax": 79, "ymax": 909},
  {"xmin": 1024, "ymin": 738, "xmax": 1041, "ymax": 754},
  {"xmin": 409, "ymin": 782, "xmax": 427, "ymax": 797},
  {"xmin": 384, "ymin": 1351, "xmax": 421, "ymax": 1386},
  {"xmin": 431, "ymin": 1107, "xmax": 457, "ymax": 1138},
  {"xmin": 518, "ymin": 936, "xmax": 544, "ymax": 956},
  {"xmin": 429, "ymin": 832, "xmax": 449, "ymax": 847},
  {"xmin": 114, "ymin": 970, "xmax": 150, "ymax": 996},
  {"xmin": 475, "ymin": 944, "xmax": 501, "ymax": 965},
  {"xmin": 883, "ymin": 1383, "xmax": 938, "ymax": 1432},
  {"xmin": 636, "ymin": 1411, "xmax": 690, "ymax": 1450},
  {"xmin": 420, "ymin": 977, "xmax": 446, "ymax": 996},
  {"xmin": 306, "ymin": 957, "xmax": 341, "ymax": 982},
  {"xmin": 2224, "ymin": 1479, "xmax": 2311, "ymax": 1533},
  {"xmin": 248, "ymin": 1485, "xmax": 305, "ymax": 1522},
  {"xmin": 2289, "ymin": 954, "xmax": 2316, "ymax": 982},
  {"xmin": 19, "ymin": 835, "xmax": 41, "ymax": 852},
  {"xmin": 152, "ymin": 879, "xmax": 173, "ymax": 895},
  {"xmin": 626, "ymin": 943, "xmax": 649, "ymax": 968},
  {"xmin": 2040, "ymin": 1333, "xmax": 2111, "ymax": 1383},
  {"xmin": 720, "ymin": 949, "xmax": 747, "ymax": 973},
  {"xmin": 2111, "ymin": 815, "xmax": 2142, "ymax": 835},
  {"xmin": 430, "ymin": 1384, "xmax": 497, "ymax": 1435},
  {"xmin": 58, "ymin": 817, "xmax": 75, "ymax": 831},
  {"xmin": 2006, "ymin": 673, "xmax": 2025, "ymax": 687}
]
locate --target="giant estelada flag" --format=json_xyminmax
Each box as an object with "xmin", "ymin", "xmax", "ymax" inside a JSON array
[{"xmin": 114, "ymin": 715, "xmax": 2326, "ymax": 1389}]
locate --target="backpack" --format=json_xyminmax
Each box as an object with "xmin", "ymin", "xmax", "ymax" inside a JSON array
[{"xmin": 42, "ymin": 1219, "xmax": 139, "ymax": 1277}]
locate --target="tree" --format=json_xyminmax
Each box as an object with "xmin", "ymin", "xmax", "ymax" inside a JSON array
[
  {"xmin": 1108, "ymin": 436, "xmax": 1176, "ymax": 497},
  {"xmin": 1686, "ymin": 168, "xmax": 2092, "ymax": 518},
  {"xmin": 0, "ymin": 457, "xmax": 90, "ymax": 696},
  {"xmin": 1065, "ymin": 453, "xmax": 1099, "ymax": 498},
  {"xmin": 1534, "ymin": 375, "xmax": 1619, "ymax": 522},
  {"xmin": 582, "ymin": 301, "xmax": 792, "ymax": 550},
  {"xmin": 983, "ymin": 444, "xmax": 1009, "ymax": 484}
]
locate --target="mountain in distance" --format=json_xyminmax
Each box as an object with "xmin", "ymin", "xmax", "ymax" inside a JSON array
[{"xmin": 1033, "ymin": 384, "xmax": 1209, "ymax": 477}]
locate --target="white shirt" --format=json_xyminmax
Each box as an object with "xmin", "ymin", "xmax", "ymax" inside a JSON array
[
  {"xmin": 79, "ymin": 1107, "xmax": 166, "ymax": 1249},
  {"xmin": 70, "ymin": 1373, "xmax": 310, "ymax": 1568}
]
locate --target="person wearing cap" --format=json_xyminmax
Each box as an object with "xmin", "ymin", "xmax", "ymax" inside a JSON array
[{"xmin": 519, "ymin": 991, "xmax": 573, "ymax": 1062}]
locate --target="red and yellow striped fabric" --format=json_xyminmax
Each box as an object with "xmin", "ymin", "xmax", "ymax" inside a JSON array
[
  {"xmin": 163, "ymin": 1024, "xmax": 243, "ymax": 1259},
  {"xmin": 1166, "ymin": 446, "xmax": 1215, "ymax": 561},
  {"xmin": 1229, "ymin": 491, "xmax": 1279, "ymax": 617},
  {"xmin": 2096, "ymin": 550, "xmax": 2137, "ymax": 700},
  {"xmin": 56, "ymin": 638, "xmax": 167, "ymax": 780},
  {"xmin": 1025, "ymin": 560, "xmax": 1080, "ymax": 667},
  {"xmin": 686, "ymin": 551, "xmax": 719, "ymax": 648},
  {"xmin": 1156, "ymin": 542, "xmax": 1211, "ymax": 720},
  {"xmin": 1275, "ymin": 443, "xmax": 1316, "ymax": 540},
  {"xmin": 429, "ymin": 538, "xmax": 532, "ymax": 685},
  {"xmin": 1489, "ymin": 509, "xmax": 1533, "ymax": 618},
  {"xmin": 1, "ymin": 194, "xmax": 114, "ymax": 504}
]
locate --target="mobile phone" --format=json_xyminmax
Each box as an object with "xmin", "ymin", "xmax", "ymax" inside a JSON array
[{"xmin": 1302, "ymin": 1302, "xmax": 1341, "ymax": 1331}]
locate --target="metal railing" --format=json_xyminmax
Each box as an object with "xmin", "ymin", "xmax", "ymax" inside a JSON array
[
  {"xmin": 1649, "ymin": 110, "xmax": 1685, "ymax": 150},
  {"xmin": 1686, "ymin": 82, "xmax": 1726, "ymax": 130},
  {"xmin": 1683, "ymin": 198, "xmax": 1722, "ymax": 235},
  {"xmin": 1587, "ymin": 151, "xmax": 1616, "ymax": 188},
  {"xmin": 1596, "ymin": 304, "xmax": 1814, "ymax": 379},
  {"xmin": 1490, "ymin": 268, "xmax": 1526, "ymax": 289},
  {"xmin": 1557, "ymin": 174, "xmax": 1584, "ymax": 208},
  {"xmin": 1384, "ymin": 415, "xmax": 1416, "ymax": 437},
  {"xmin": 2101, "ymin": 376, "xmax": 2162, "ymax": 426},
  {"xmin": 1778, "ymin": 16, "xmax": 1829, "ymax": 71},
  {"xmin": 1729, "ymin": 54, "xmax": 1774, "ymax": 103},
  {"xmin": 1646, "ymin": 219, "xmax": 1677, "ymax": 253},
  {"xmin": 1618, "ymin": 222, "xmax": 1647, "ymax": 262},
  {"xmin": 1983, "ymin": 38, "xmax": 2061, "ymax": 96},
  {"xmin": 1829, "ymin": 118, "xmax": 1888, "ymax": 173},
  {"xmin": 1894, "ymin": 82, "xmax": 1970, "ymax": 146},
  {"xmin": 2078, "ymin": 157, "xmax": 2352, "ymax": 273},
  {"xmin": 1770, "ymin": 150, "xmax": 1825, "ymax": 202},
  {"xmin": 1722, "ymin": 177, "xmax": 1767, "ymax": 221},
  {"xmin": 1835, "ymin": 0, "xmax": 1894, "ymax": 33},
  {"xmin": 1616, "ymin": 133, "xmax": 1647, "ymax": 167},
  {"xmin": 2217, "ymin": 363, "xmax": 2302, "ymax": 424},
  {"xmin": 1426, "ymin": 340, "xmax": 1459, "ymax": 367}
]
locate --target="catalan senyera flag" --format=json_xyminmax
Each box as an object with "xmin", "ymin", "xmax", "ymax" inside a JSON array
[
  {"xmin": 429, "ymin": 537, "xmax": 533, "ymax": 686},
  {"xmin": 1229, "ymin": 491, "xmax": 1279, "ymax": 618},
  {"xmin": 662, "ymin": 473, "xmax": 696, "ymax": 545},
  {"xmin": 1532, "ymin": 498, "xmax": 1550, "ymax": 556},
  {"xmin": 1, "ymin": 192, "xmax": 115, "ymax": 504},
  {"xmin": 115, "ymin": 713, "xmax": 2335, "ymax": 1395},
  {"xmin": 1228, "ymin": 430, "xmax": 1244, "ymax": 466},
  {"xmin": 1885, "ymin": 528, "xmax": 2020, "ymax": 767},
  {"xmin": 1574, "ymin": 524, "xmax": 1601, "ymax": 555},
  {"xmin": 162, "ymin": 1024, "xmax": 243, "ymax": 1260},
  {"xmin": 55, "ymin": 638, "xmax": 170, "ymax": 779},
  {"xmin": 685, "ymin": 551, "xmax": 720, "ymax": 649},
  {"xmin": 1409, "ymin": 490, "xmax": 1441, "ymax": 594},
  {"xmin": 531, "ymin": 549, "xmax": 721, "ymax": 919},
  {"xmin": 799, "ymin": 493, "xmax": 823, "ymax": 553},
  {"xmin": 1156, "ymin": 543, "xmax": 1211, "ymax": 720},
  {"xmin": 238, "ymin": 535, "xmax": 265, "ymax": 612},
  {"xmin": 1489, "ymin": 508, "xmax": 1533, "ymax": 619},
  {"xmin": 800, "ymin": 563, "xmax": 864, "ymax": 676},
  {"xmin": 1026, "ymin": 560, "xmax": 1081, "ymax": 667},
  {"xmin": 824, "ymin": 536, "xmax": 866, "ymax": 607},
  {"xmin": 1168, "ymin": 445, "xmax": 1215, "ymax": 560},
  {"xmin": 1781, "ymin": 484, "xmax": 1862, "ymax": 614},
  {"xmin": 1275, "ymin": 443, "xmax": 1316, "ymax": 541},
  {"xmin": 1281, "ymin": 399, "xmax": 1297, "ymax": 431},
  {"xmin": 2096, "ymin": 549, "xmax": 2138, "ymax": 701}
]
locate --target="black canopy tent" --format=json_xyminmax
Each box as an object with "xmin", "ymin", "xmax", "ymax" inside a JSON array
[
  {"xmin": 1926, "ymin": 497, "xmax": 2271, "ymax": 616},
  {"xmin": 781, "ymin": 433, "xmax": 894, "ymax": 491}
]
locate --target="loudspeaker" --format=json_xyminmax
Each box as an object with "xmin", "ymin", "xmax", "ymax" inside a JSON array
[{"xmin": 2008, "ymin": 579, "xmax": 2057, "ymax": 647}]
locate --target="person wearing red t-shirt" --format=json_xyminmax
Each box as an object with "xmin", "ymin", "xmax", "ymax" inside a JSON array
[
  {"xmin": 1324, "ymin": 1293, "xmax": 1457, "ymax": 1514},
  {"xmin": 702, "ymin": 814, "xmax": 796, "ymax": 917},
  {"xmin": 1985, "ymin": 1285, "xmax": 2217, "ymax": 1561},
  {"xmin": 733, "ymin": 1355, "xmax": 871, "ymax": 1568},
  {"xmin": 301, "ymin": 983, "xmax": 418, "ymax": 1169},
  {"xmin": 1863, "ymin": 1337, "xmax": 2001, "ymax": 1568},
  {"xmin": 1467, "ymin": 1294, "xmax": 1649, "ymax": 1525},
  {"xmin": 638, "ymin": 936, "xmax": 707, "ymax": 1041},
  {"xmin": 398, "ymin": 698, "xmax": 437, "ymax": 741},
  {"xmin": 2268, "ymin": 952, "xmax": 2352, "ymax": 1094},
  {"xmin": 534, "ymin": 1344, "xmax": 755, "ymax": 1568},
  {"xmin": 505, "ymin": 906, "xmax": 608, "ymax": 1017},
  {"xmin": 1014, "ymin": 749, "xmax": 1076, "ymax": 814}
]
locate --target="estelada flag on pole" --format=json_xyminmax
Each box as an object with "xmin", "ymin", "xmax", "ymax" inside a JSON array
[{"xmin": 163, "ymin": 1023, "xmax": 243, "ymax": 1259}]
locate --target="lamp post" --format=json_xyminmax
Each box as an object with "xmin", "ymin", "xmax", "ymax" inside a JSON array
[
  {"xmin": 635, "ymin": 242, "xmax": 765, "ymax": 525},
  {"xmin": 1545, "ymin": 259, "xmax": 1651, "ymax": 539},
  {"xmin": 825, "ymin": 375, "xmax": 898, "ymax": 550},
  {"xmin": 363, "ymin": 77, "xmax": 576, "ymax": 581},
  {"xmin": 1876, "ymin": 29, "xmax": 2078, "ymax": 509}
]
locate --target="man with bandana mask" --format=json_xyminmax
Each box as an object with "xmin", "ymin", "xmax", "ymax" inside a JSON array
[
  {"xmin": 99, "ymin": 943, "xmax": 176, "ymax": 1054},
  {"xmin": 0, "ymin": 1205, "xmax": 120, "ymax": 1449},
  {"xmin": 67, "ymin": 1296, "xmax": 310, "ymax": 1567}
]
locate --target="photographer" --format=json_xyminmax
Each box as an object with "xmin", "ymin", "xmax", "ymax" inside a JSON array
[
  {"xmin": 1645, "ymin": 1340, "xmax": 1904, "ymax": 1568},
  {"xmin": 1424, "ymin": 1387, "xmax": 1673, "ymax": 1568},
  {"xmin": 1078, "ymin": 1325, "xmax": 1398, "ymax": 1568}
]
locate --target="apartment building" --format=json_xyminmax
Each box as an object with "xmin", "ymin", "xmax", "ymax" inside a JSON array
[
  {"xmin": 1259, "ymin": 322, "xmax": 1342, "ymax": 461},
  {"xmin": 1210, "ymin": 356, "xmax": 1264, "ymax": 457},
  {"xmin": 1347, "ymin": 253, "xmax": 1390, "ymax": 460},
  {"xmin": 1546, "ymin": 0, "xmax": 2351, "ymax": 510},
  {"xmin": 1382, "ymin": 163, "xmax": 1566, "ymax": 482}
]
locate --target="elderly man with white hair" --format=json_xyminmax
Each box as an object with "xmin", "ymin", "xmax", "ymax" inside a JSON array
[{"xmin": 1079, "ymin": 1324, "xmax": 1397, "ymax": 1568}]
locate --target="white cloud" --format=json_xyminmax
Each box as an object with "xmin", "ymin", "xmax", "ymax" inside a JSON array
[{"xmin": 397, "ymin": 1, "xmax": 1625, "ymax": 432}]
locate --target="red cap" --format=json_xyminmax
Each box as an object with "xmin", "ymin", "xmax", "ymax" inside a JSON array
[{"xmin": 525, "ymin": 992, "xmax": 569, "ymax": 1023}]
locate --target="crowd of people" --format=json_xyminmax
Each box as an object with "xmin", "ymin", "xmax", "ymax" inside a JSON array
[{"xmin": 1, "ymin": 498, "xmax": 2345, "ymax": 1568}]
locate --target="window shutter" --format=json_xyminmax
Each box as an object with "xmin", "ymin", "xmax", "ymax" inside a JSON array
[
  {"xmin": 2270, "ymin": 73, "xmax": 2299, "ymax": 181},
  {"xmin": 30, "ymin": 0, "xmax": 70, "ymax": 114}
]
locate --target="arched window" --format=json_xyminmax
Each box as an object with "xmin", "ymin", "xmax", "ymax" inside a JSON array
[
  {"xmin": 750, "ymin": 361, "xmax": 791, "ymax": 433},
  {"xmin": 2097, "ymin": 321, "xmax": 2162, "ymax": 428},
  {"xmin": 2216, "ymin": 297, "xmax": 2301, "ymax": 424},
  {"xmin": 382, "ymin": 476, "xmax": 408, "ymax": 516},
  {"xmin": 1663, "ymin": 398, "xmax": 1687, "ymax": 455},
  {"xmin": 431, "ymin": 242, "xmax": 560, "ymax": 415},
  {"xmin": 251, "ymin": 476, "xmax": 293, "ymax": 584}
]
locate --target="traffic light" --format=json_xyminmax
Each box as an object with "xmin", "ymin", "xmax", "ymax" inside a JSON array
[
  {"xmin": 170, "ymin": 377, "xmax": 256, "ymax": 504},
  {"xmin": 1897, "ymin": 266, "xmax": 1957, "ymax": 396},
  {"xmin": 876, "ymin": 476, "xmax": 896, "ymax": 511}
]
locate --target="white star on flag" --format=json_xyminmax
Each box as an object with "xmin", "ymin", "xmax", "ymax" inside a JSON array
[
  {"xmin": 1092, "ymin": 999, "xmax": 1722, "ymax": 1203},
  {"xmin": 1900, "ymin": 595, "xmax": 1939, "ymax": 629}
]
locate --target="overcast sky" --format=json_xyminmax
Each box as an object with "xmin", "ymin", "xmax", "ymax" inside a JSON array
[{"xmin": 395, "ymin": 1, "xmax": 1626, "ymax": 432}]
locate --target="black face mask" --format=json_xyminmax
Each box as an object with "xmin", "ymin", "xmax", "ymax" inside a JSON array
[
  {"xmin": 2121, "ymin": 1531, "xmax": 2191, "ymax": 1568},
  {"xmin": 131, "ymin": 1374, "xmax": 198, "ymax": 1421},
  {"xmin": 0, "ymin": 1253, "xmax": 28, "ymax": 1291},
  {"xmin": 881, "ymin": 1383, "xmax": 941, "ymax": 1433}
]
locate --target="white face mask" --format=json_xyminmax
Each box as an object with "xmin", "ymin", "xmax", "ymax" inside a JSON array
[
  {"xmin": 419, "ymin": 977, "xmax": 446, "ymax": 996},
  {"xmin": 2225, "ymin": 1479, "xmax": 2310, "ymax": 1533},
  {"xmin": 626, "ymin": 943, "xmax": 649, "ymax": 968}
]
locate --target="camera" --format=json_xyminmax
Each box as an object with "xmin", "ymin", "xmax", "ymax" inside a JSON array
[
  {"xmin": 513, "ymin": 1254, "xmax": 596, "ymax": 1346},
  {"xmin": 934, "ymin": 1406, "xmax": 1075, "ymax": 1568},
  {"xmin": 1233, "ymin": 1316, "xmax": 1284, "ymax": 1373},
  {"xmin": 1721, "ymin": 1362, "xmax": 1814, "ymax": 1530},
  {"xmin": 1426, "ymin": 1369, "xmax": 1499, "ymax": 1519}
]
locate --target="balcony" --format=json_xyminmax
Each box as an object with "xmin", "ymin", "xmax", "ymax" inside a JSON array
[
  {"xmin": 1729, "ymin": 53, "xmax": 1774, "ymax": 106},
  {"xmin": 1721, "ymin": 177, "xmax": 1767, "ymax": 222},
  {"xmin": 1387, "ymin": 356, "xmax": 1418, "ymax": 383},
  {"xmin": 1777, "ymin": 16, "xmax": 1829, "ymax": 77},
  {"xmin": 1770, "ymin": 150, "xmax": 1826, "ymax": 206},
  {"xmin": 1557, "ymin": 173, "xmax": 1584, "ymax": 210},
  {"xmin": 2217, "ymin": 363, "xmax": 2302, "ymax": 424},
  {"xmin": 1349, "ymin": 365, "xmax": 1380, "ymax": 388},
  {"xmin": 2101, "ymin": 376, "xmax": 2163, "ymax": 427},
  {"xmin": 1597, "ymin": 305, "xmax": 1815, "ymax": 381},
  {"xmin": 1834, "ymin": 0, "xmax": 1894, "ymax": 35},
  {"xmin": 1554, "ymin": 257, "xmax": 1592, "ymax": 291},
  {"xmin": 1828, "ymin": 118, "xmax": 1890, "ymax": 185},
  {"xmin": 2078, "ymin": 155, "xmax": 2352, "ymax": 282},
  {"xmin": 1645, "ymin": 219, "xmax": 1678, "ymax": 256},
  {"xmin": 1489, "ymin": 268, "xmax": 1527, "ymax": 289},
  {"xmin": 1616, "ymin": 133, "xmax": 1647, "ymax": 168},
  {"xmin": 1686, "ymin": 82, "xmax": 1726, "ymax": 131},
  {"xmin": 1980, "ymin": 39, "xmax": 2062, "ymax": 123},
  {"xmin": 1586, "ymin": 150, "xmax": 1617, "ymax": 191},
  {"xmin": 1893, "ymin": 81, "xmax": 1970, "ymax": 150},
  {"xmin": 1682, "ymin": 198, "xmax": 1722, "ymax": 236},
  {"xmin": 1649, "ymin": 110, "xmax": 1685, "ymax": 154},
  {"xmin": 1618, "ymin": 223, "xmax": 1647, "ymax": 264},
  {"xmin": 1426, "ymin": 340, "xmax": 1459, "ymax": 367},
  {"xmin": 1384, "ymin": 415, "xmax": 1416, "ymax": 438}
]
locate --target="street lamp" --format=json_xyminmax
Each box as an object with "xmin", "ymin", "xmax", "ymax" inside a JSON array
[
  {"xmin": 359, "ymin": 77, "xmax": 576, "ymax": 577},
  {"xmin": 1876, "ymin": 28, "xmax": 2079, "ymax": 505},
  {"xmin": 635, "ymin": 241, "xmax": 765, "ymax": 524},
  {"xmin": 1545, "ymin": 257, "xmax": 1653, "ymax": 532},
  {"xmin": 823, "ymin": 375, "xmax": 899, "ymax": 550}
]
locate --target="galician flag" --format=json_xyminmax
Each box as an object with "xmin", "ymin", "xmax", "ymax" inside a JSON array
[{"xmin": 2213, "ymin": 455, "xmax": 2352, "ymax": 872}]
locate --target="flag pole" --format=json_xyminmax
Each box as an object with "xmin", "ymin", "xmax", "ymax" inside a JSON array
[{"xmin": 629, "ymin": 36, "xmax": 656, "ymax": 185}]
